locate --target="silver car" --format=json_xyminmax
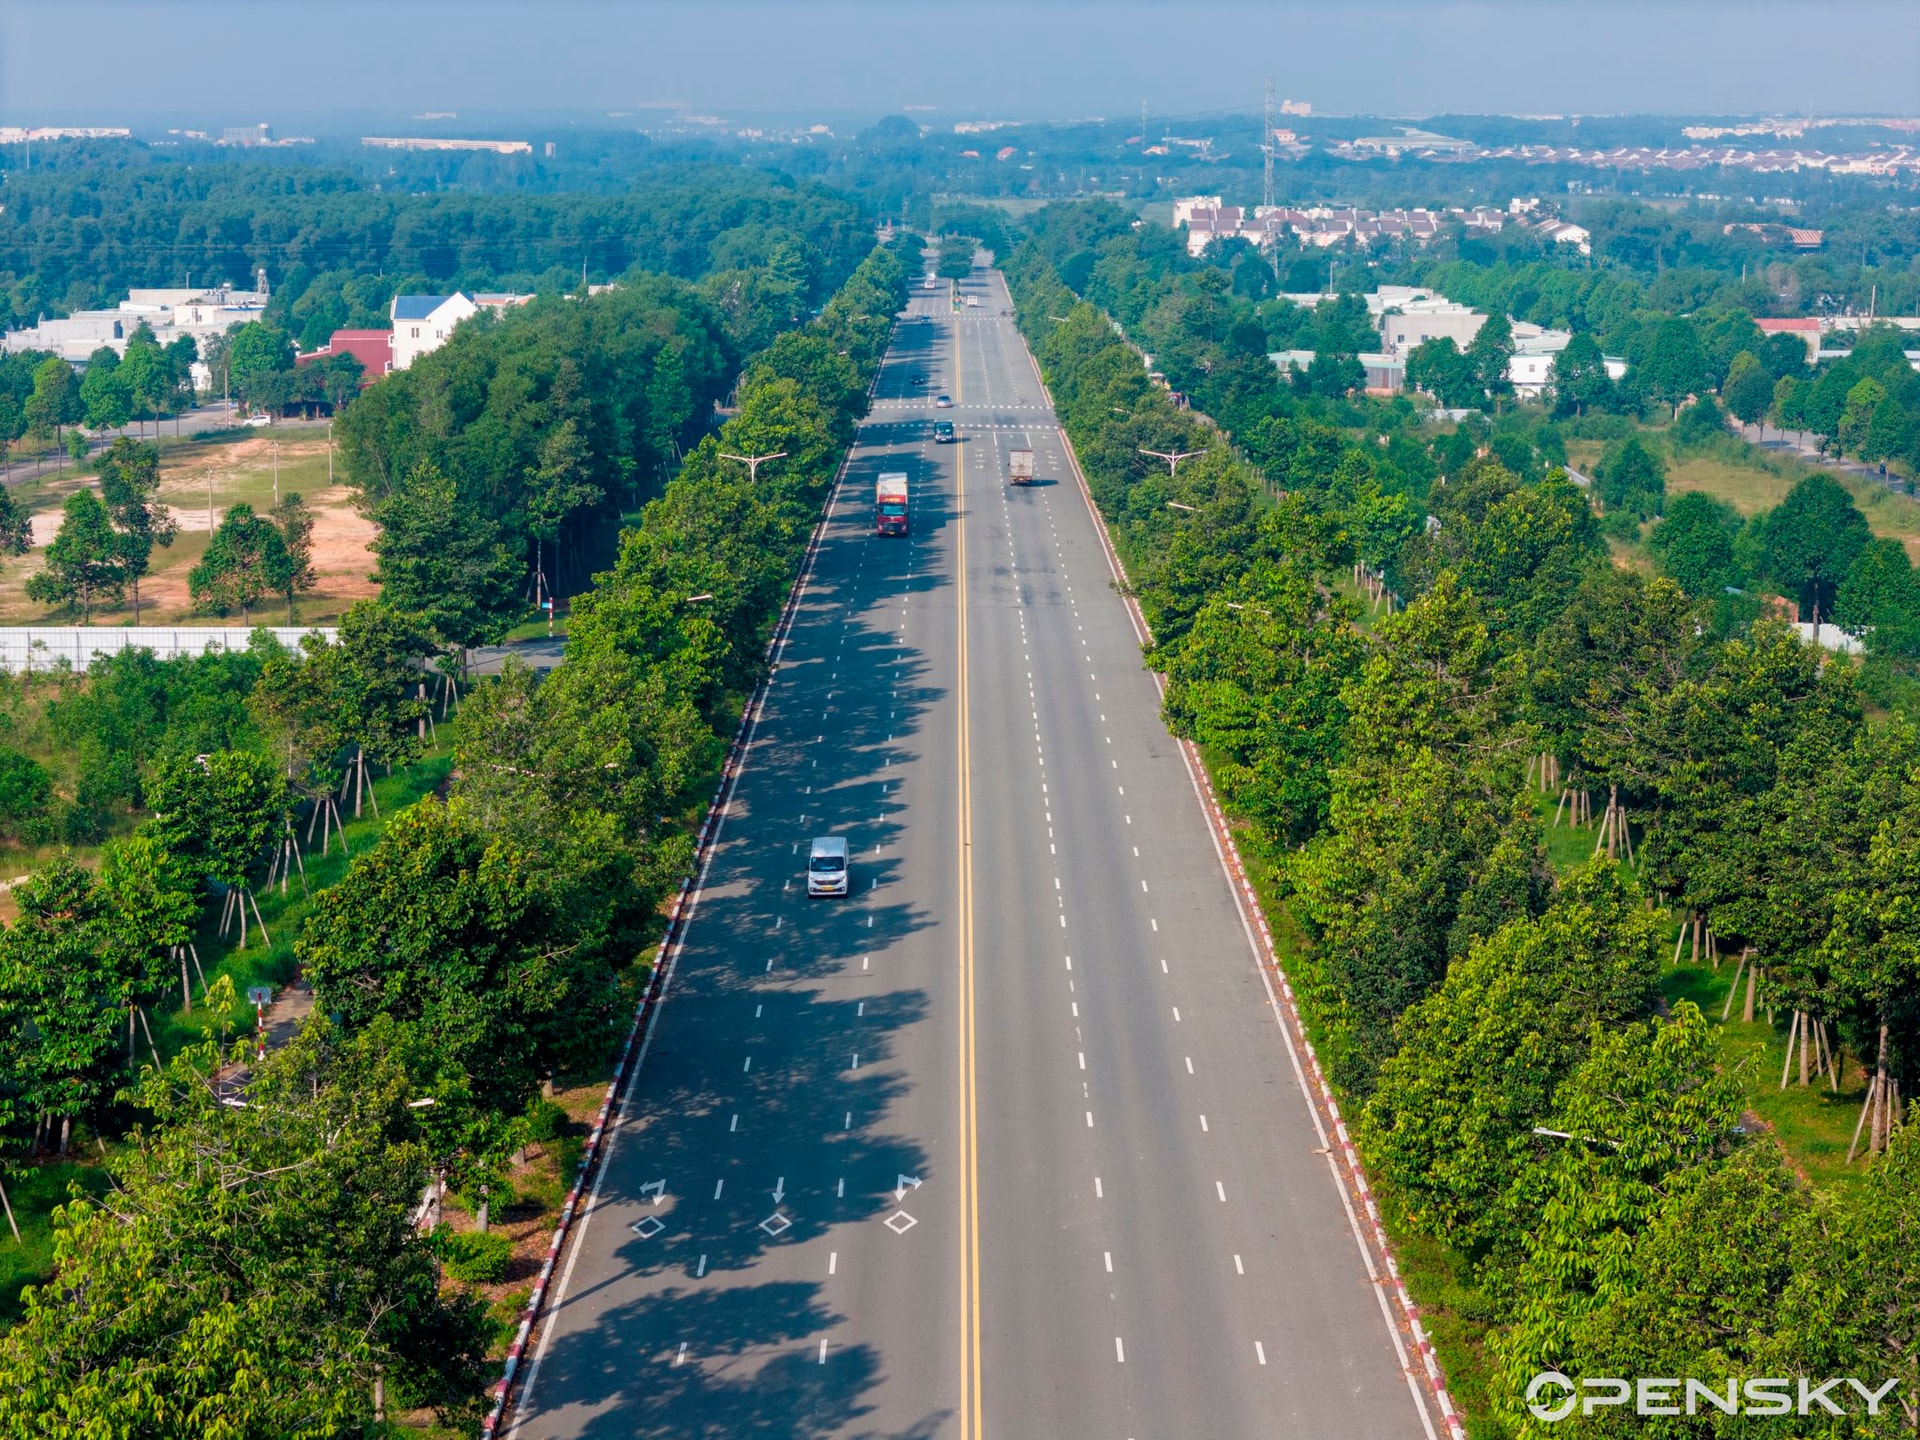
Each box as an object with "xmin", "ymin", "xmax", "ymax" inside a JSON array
[{"xmin": 808, "ymin": 836, "xmax": 849, "ymax": 897}]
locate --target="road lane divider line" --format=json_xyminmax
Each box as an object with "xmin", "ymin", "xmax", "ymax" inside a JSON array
[{"xmin": 955, "ymin": 341, "xmax": 985, "ymax": 1440}]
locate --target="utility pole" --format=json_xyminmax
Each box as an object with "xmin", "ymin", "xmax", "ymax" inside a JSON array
[
  {"xmin": 272, "ymin": 439, "xmax": 279, "ymax": 505},
  {"xmin": 1262, "ymin": 77, "xmax": 1275, "ymax": 213},
  {"xmin": 718, "ymin": 450, "xmax": 787, "ymax": 482}
]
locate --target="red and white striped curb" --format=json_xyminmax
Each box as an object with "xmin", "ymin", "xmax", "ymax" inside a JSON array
[
  {"xmin": 480, "ymin": 335, "xmax": 890, "ymax": 1440},
  {"xmin": 1029, "ymin": 331, "xmax": 1468, "ymax": 1440}
]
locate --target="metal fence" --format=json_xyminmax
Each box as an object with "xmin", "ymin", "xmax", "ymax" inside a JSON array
[{"xmin": 0, "ymin": 626, "xmax": 338, "ymax": 673}]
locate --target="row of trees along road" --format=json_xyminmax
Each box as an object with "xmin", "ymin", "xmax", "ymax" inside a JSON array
[
  {"xmin": 0, "ymin": 236, "xmax": 913, "ymax": 1430},
  {"xmin": 1005, "ymin": 202, "xmax": 1920, "ymax": 1432}
]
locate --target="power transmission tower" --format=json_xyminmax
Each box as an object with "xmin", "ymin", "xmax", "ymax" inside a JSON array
[{"xmin": 1262, "ymin": 77, "xmax": 1275, "ymax": 212}]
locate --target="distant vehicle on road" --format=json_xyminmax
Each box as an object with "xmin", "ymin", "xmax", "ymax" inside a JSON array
[
  {"xmin": 875, "ymin": 472, "xmax": 909, "ymax": 536},
  {"xmin": 934, "ymin": 394, "xmax": 953, "ymax": 408},
  {"xmin": 934, "ymin": 420, "xmax": 955, "ymax": 444},
  {"xmin": 923, "ymin": 277, "xmax": 938, "ymax": 289},
  {"xmin": 910, "ymin": 372, "xmax": 926, "ymax": 386},
  {"xmin": 1008, "ymin": 448, "xmax": 1035, "ymax": 486},
  {"xmin": 244, "ymin": 413, "xmax": 273, "ymax": 427},
  {"xmin": 807, "ymin": 836, "xmax": 849, "ymax": 897},
  {"xmin": 965, "ymin": 295, "xmax": 980, "ymax": 307}
]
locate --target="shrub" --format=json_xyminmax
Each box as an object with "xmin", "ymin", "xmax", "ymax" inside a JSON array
[
  {"xmin": 433, "ymin": 1227, "xmax": 514, "ymax": 1284},
  {"xmin": 0, "ymin": 747, "xmax": 51, "ymax": 840}
]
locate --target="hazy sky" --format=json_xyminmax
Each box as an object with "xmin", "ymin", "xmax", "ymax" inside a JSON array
[{"xmin": 5, "ymin": 1, "xmax": 1918, "ymax": 126}]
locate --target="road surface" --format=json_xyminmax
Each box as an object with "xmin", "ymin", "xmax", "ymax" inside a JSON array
[{"xmin": 508, "ymin": 268, "xmax": 1436, "ymax": 1440}]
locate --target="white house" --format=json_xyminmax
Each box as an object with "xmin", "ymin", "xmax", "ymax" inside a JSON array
[
  {"xmin": 389, "ymin": 294, "xmax": 478, "ymax": 371},
  {"xmin": 388, "ymin": 292, "xmax": 535, "ymax": 370}
]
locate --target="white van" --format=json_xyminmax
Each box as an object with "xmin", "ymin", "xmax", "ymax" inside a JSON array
[{"xmin": 807, "ymin": 836, "xmax": 849, "ymax": 897}]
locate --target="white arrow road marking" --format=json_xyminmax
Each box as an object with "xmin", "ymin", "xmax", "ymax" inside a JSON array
[
  {"xmin": 772, "ymin": 1176, "xmax": 786, "ymax": 1204},
  {"xmin": 640, "ymin": 1179, "xmax": 665, "ymax": 1204},
  {"xmin": 895, "ymin": 1173, "xmax": 922, "ymax": 1201}
]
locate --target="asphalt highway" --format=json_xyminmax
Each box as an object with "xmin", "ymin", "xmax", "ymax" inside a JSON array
[{"xmin": 508, "ymin": 270, "xmax": 1436, "ymax": 1440}]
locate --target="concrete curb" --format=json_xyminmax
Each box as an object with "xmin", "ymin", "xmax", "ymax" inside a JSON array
[{"xmin": 1026, "ymin": 323, "xmax": 1468, "ymax": 1440}]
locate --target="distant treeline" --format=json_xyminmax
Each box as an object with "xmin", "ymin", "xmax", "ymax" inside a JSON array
[{"xmin": 0, "ymin": 163, "xmax": 871, "ymax": 335}]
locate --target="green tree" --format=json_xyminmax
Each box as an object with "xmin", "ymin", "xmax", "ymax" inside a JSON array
[
  {"xmin": 369, "ymin": 462, "xmax": 523, "ymax": 649},
  {"xmin": 0, "ymin": 480, "xmax": 30, "ymax": 557},
  {"xmin": 1549, "ymin": 331, "xmax": 1613, "ymax": 417},
  {"xmin": 78, "ymin": 348, "xmax": 132, "ymax": 432},
  {"xmin": 1721, "ymin": 349, "xmax": 1775, "ymax": 430},
  {"xmin": 1768, "ymin": 372, "xmax": 1805, "ymax": 440},
  {"xmin": 25, "ymin": 489, "xmax": 125, "ymax": 620},
  {"xmin": 96, "ymin": 437, "xmax": 178, "ymax": 623},
  {"xmin": 1835, "ymin": 535, "xmax": 1918, "ymax": 637},
  {"xmin": 1636, "ymin": 317, "xmax": 1711, "ymax": 418},
  {"xmin": 226, "ymin": 322, "xmax": 297, "ymax": 410},
  {"xmin": 1756, "ymin": 473, "xmax": 1871, "ymax": 623},
  {"xmin": 96, "ymin": 835, "xmax": 201, "ymax": 1007},
  {"xmin": 1363, "ymin": 862, "xmax": 1662, "ymax": 1256},
  {"xmin": 0, "ymin": 1025, "xmax": 490, "ymax": 1435},
  {"xmin": 0, "ymin": 858, "xmax": 132, "ymax": 1154},
  {"xmin": 937, "ymin": 236, "xmax": 976, "ymax": 282},
  {"xmin": 1668, "ymin": 391, "xmax": 1728, "ymax": 449},
  {"xmin": 268, "ymin": 492, "xmax": 318, "ymax": 622},
  {"xmin": 298, "ymin": 798, "xmax": 617, "ymax": 1166},
  {"xmin": 23, "ymin": 356, "xmax": 80, "ymax": 440},
  {"xmin": 1490, "ymin": 1004, "xmax": 1745, "ymax": 1432},
  {"xmin": 1406, "ymin": 336, "xmax": 1479, "ymax": 409},
  {"xmin": 1466, "ymin": 311, "xmax": 1515, "ymax": 403},
  {"xmin": 190, "ymin": 502, "xmax": 292, "ymax": 623},
  {"xmin": 0, "ymin": 747, "xmax": 53, "ymax": 843},
  {"xmin": 1592, "ymin": 435, "xmax": 1667, "ymax": 519},
  {"xmin": 1647, "ymin": 491, "xmax": 1745, "ymax": 597},
  {"xmin": 1839, "ymin": 374, "xmax": 1888, "ymax": 457},
  {"xmin": 143, "ymin": 749, "xmax": 287, "ymax": 891},
  {"xmin": 117, "ymin": 336, "xmax": 174, "ymax": 438}
]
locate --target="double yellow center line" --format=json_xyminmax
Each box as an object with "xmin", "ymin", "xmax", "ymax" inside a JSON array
[{"xmin": 954, "ymin": 310, "xmax": 984, "ymax": 1440}]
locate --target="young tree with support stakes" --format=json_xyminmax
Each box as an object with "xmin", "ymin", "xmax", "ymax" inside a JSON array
[
  {"xmin": 0, "ymin": 858, "xmax": 135, "ymax": 1158},
  {"xmin": 143, "ymin": 750, "xmax": 288, "ymax": 952},
  {"xmin": 98, "ymin": 834, "xmax": 203, "ymax": 1026}
]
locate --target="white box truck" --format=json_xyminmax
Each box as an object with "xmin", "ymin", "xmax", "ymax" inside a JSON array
[{"xmin": 1007, "ymin": 449, "xmax": 1035, "ymax": 486}]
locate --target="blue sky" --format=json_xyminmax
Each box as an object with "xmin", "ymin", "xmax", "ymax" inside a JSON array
[{"xmin": 5, "ymin": 1, "xmax": 1918, "ymax": 126}]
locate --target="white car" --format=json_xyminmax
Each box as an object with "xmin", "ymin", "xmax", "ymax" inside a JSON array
[{"xmin": 244, "ymin": 414, "xmax": 272, "ymax": 427}]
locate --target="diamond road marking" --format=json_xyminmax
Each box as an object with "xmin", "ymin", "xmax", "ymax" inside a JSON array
[
  {"xmin": 883, "ymin": 1209, "xmax": 919, "ymax": 1234},
  {"xmin": 759, "ymin": 1210, "xmax": 793, "ymax": 1238},
  {"xmin": 630, "ymin": 1215, "xmax": 665, "ymax": 1239}
]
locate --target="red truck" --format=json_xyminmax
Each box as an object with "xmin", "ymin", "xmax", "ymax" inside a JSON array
[{"xmin": 875, "ymin": 472, "xmax": 909, "ymax": 536}]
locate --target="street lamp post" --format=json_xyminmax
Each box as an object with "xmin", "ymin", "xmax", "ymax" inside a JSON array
[
  {"xmin": 1140, "ymin": 448, "xmax": 1204, "ymax": 477},
  {"xmin": 718, "ymin": 450, "xmax": 788, "ymax": 482}
]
